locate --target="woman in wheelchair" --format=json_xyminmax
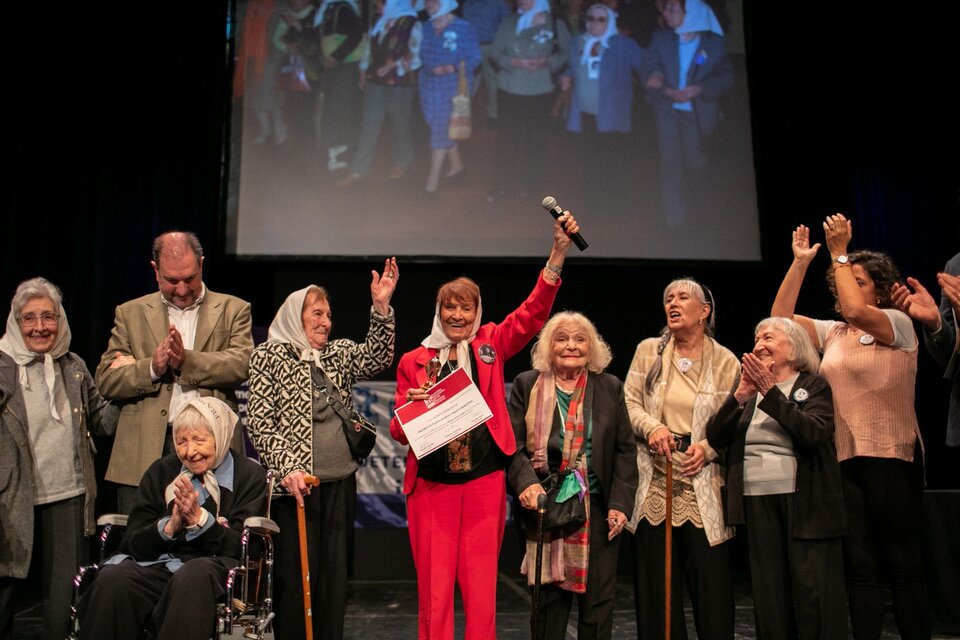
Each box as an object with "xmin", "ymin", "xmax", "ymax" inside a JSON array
[{"xmin": 77, "ymin": 397, "xmax": 267, "ymax": 640}]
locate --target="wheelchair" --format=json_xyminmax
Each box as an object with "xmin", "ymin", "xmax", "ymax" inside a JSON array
[{"xmin": 67, "ymin": 470, "xmax": 280, "ymax": 640}]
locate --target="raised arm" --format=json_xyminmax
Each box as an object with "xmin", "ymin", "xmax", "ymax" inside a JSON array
[
  {"xmin": 771, "ymin": 224, "xmax": 820, "ymax": 348},
  {"xmin": 493, "ymin": 212, "xmax": 579, "ymax": 360},
  {"xmin": 822, "ymin": 213, "xmax": 896, "ymax": 344}
]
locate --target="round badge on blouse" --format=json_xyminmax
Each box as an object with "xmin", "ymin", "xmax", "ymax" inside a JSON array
[
  {"xmin": 859, "ymin": 334, "xmax": 876, "ymax": 345},
  {"xmin": 478, "ymin": 343, "xmax": 496, "ymax": 364},
  {"xmin": 678, "ymin": 357, "xmax": 693, "ymax": 373},
  {"xmin": 793, "ymin": 388, "xmax": 809, "ymax": 402}
]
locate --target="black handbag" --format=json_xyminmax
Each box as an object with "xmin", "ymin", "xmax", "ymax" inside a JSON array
[
  {"xmin": 316, "ymin": 368, "xmax": 377, "ymax": 460},
  {"xmin": 523, "ymin": 468, "xmax": 587, "ymax": 532}
]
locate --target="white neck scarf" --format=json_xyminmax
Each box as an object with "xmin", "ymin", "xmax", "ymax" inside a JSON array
[
  {"xmin": 420, "ymin": 298, "xmax": 483, "ymax": 380},
  {"xmin": 676, "ymin": 0, "xmax": 723, "ymax": 36},
  {"xmin": 372, "ymin": 0, "xmax": 418, "ymax": 37},
  {"xmin": 164, "ymin": 397, "xmax": 238, "ymax": 517},
  {"xmin": 0, "ymin": 300, "xmax": 72, "ymax": 421},
  {"xmin": 267, "ymin": 286, "xmax": 331, "ymax": 371},
  {"xmin": 429, "ymin": 0, "xmax": 458, "ymax": 20},
  {"xmin": 580, "ymin": 5, "xmax": 618, "ymax": 78},
  {"xmin": 515, "ymin": 0, "xmax": 551, "ymax": 34}
]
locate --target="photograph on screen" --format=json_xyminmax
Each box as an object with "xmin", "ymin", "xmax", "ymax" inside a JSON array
[{"xmin": 226, "ymin": 0, "xmax": 759, "ymax": 260}]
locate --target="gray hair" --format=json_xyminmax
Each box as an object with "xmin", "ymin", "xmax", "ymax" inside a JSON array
[
  {"xmin": 172, "ymin": 404, "xmax": 215, "ymax": 438},
  {"xmin": 530, "ymin": 311, "xmax": 613, "ymax": 373},
  {"xmin": 662, "ymin": 277, "xmax": 715, "ymax": 336},
  {"xmin": 11, "ymin": 277, "xmax": 63, "ymax": 319},
  {"xmin": 152, "ymin": 231, "xmax": 204, "ymax": 265},
  {"xmin": 645, "ymin": 278, "xmax": 717, "ymax": 394},
  {"xmin": 754, "ymin": 317, "xmax": 820, "ymax": 374}
]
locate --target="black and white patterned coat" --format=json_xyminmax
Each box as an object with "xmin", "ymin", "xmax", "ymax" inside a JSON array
[{"xmin": 247, "ymin": 308, "xmax": 394, "ymax": 486}]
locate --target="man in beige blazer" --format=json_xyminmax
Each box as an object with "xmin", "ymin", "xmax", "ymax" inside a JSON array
[{"xmin": 95, "ymin": 231, "xmax": 253, "ymax": 511}]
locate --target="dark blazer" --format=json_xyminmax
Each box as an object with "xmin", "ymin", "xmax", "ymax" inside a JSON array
[
  {"xmin": 705, "ymin": 371, "xmax": 846, "ymax": 540},
  {"xmin": 642, "ymin": 28, "xmax": 732, "ymax": 137},
  {"xmin": 923, "ymin": 252, "xmax": 960, "ymax": 447},
  {"xmin": 565, "ymin": 34, "xmax": 646, "ymax": 133},
  {"xmin": 506, "ymin": 370, "xmax": 638, "ymax": 516},
  {"xmin": 119, "ymin": 451, "xmax": 267, "ymax": 563}
]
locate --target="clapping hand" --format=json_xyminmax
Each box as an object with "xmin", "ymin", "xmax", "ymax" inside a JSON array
[
  {"xmin": 740, "ymin": 352, "xmax": 774, "ymax": 395},
  {"xmin": 939, "ymin": 272, "xmax": 960, "ymax": 319},
  {"xmin": 892, "ymin": 277, "xmax": 941, "ymax": 332},
  {"xmin": 823, "ymin": 213, "xmax": 852, "ymax": 257}
]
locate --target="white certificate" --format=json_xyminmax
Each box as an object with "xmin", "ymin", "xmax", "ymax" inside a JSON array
[{"xmin": 393, "ymin": 367, "xmax": 494, "ymax": 460}]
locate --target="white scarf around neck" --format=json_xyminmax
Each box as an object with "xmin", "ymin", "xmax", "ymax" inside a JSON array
[
  {"xmin": 267, "ymin": 286, "xmax": 329, "ymax": 370},
  {"xmin": 164, "ymin": 397, "xmax": 238, "ymax": 518},
  {"xmin": 580, "ymin": 4, "xmax": 618, "ymax": 78},
  {"xmin": 0, "ymin": 299, "xmax": 72, "ymax": 421},
  {"xmin": 420, "ymin": 298, "xmax": 483, "ymax": 379}
]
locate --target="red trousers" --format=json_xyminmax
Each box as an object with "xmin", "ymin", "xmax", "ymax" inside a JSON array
[{"xmin": 406, "ymin": 470, "xmax": 506, "ymax": 640}]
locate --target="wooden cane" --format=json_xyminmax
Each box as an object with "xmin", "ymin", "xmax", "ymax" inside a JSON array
[
  {"xmin": 531, "ymin": 493, "xmax": 547, "ymax": 640},
  {"xmin": 664, "ymin": 452, "xmax": 673, "ymax": 640},
  {"xmin": 298, "ymin": 474, "xmax": 321, "ymax": 640}
]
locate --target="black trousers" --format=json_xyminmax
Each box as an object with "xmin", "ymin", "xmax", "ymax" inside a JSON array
[
  {"xmin": 841, "ymin": 455, "xmax": 930, "ymax": 640},
  {"xmin": 534, "ymin": 494, "xmax": 622, "ymax": 640},
  {"xmin": 631, "ymin": 520, "xmax": 733, "ymax": 640},
  {"xmin": 77, "ymin": 556, "xmax": 232, "ymax": 640},
  {"xmin": 744, "ymin": 494, "xmax": 847, "ymax": 640},
  {"xmin": 271, "ymin": 474, "xmax": 356, "ymax": 640},
  {"xmin": 0, "ymin": 495, "xmax": 86, "ymax": 640}
]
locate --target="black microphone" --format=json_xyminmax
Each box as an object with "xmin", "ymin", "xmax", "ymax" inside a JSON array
[{"xmin": 541, "ymin": 196, "xmax": 588, "ymax": 251}]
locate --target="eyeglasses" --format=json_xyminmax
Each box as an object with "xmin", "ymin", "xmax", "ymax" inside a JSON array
[
  {"xmin": 585, "ymin": 15, "xmax": 608, "ymax": 21},
  {"xmin": 19, "ymin": 312, "xmax": 59, "ymax": 328}
]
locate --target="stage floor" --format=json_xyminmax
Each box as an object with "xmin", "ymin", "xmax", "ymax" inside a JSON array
[{"xmin": 12, "ymin": 575, "xmax": 955, "ymax": 639}]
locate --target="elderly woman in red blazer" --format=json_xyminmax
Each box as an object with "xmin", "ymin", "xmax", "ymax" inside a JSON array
[{"xmin": 391, "ymin": 212, "xmax": 578, "ymax": 640}]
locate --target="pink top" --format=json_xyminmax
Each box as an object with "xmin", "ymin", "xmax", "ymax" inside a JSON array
[{"xmin": 815, "ymin": 310, "xmax": 921, "ymax": 462}]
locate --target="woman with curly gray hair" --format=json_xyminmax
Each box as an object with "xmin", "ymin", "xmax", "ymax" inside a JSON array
[
  {"xmin": 772, "ymin": 214, "xmax": 930, "ymax": 639},
  {"xmin": 623, "ymin": 277, "xmax": 739, "ymax": 640},
  {"xmin": 506, "ymin": 311, "xmax": 638, "ymax": 639}
]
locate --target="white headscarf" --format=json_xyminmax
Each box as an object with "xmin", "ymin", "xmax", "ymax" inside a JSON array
[
  {"xmin": 0, "ymin": 296, "xmax": 72, "ymax": 421},
  {"xmin": 313, "ymin": 0, "xmax": 361, "ymax": 28},
  {"xmin": 371, "ymin": 0, "xmax": 418, "ymax": 37},
  {"xmin": 429, "ymin": 0, "xmax": 459, "ymax": 20},
  {"xmin": 164, "ymin": 397, "xmax": 238, "ymax": 518},
  {"xmin": 515, "ymin": 0, "xmax": 551, "ymax": 34},
  {"xmin": 580, "ymin": 4, "xmax": 618, "ymax": 76},
  {"xmin": 420, "ymin": 296, "xmax": 483, "ymax": 380},
  {"xmin": 266, "ymin": 286, "xmax": 331, "ymax": 370},
  {"xmin": 676, "ymin": 0, "xmax": 723, "ymax": 36}
]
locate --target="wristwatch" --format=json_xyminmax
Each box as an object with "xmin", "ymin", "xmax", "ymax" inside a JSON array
[{"xmin": 834, "ymin": 255, "xmax": 849, "ymax": 265}]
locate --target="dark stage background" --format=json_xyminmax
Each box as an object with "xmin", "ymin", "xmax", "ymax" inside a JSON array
[{"xmin": 4, "ymin": 0, "xmax": 959, "ymax": 494}]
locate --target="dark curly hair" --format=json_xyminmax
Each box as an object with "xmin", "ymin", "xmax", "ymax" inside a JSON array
[{"xmin": 825, "ymin": 249, "xmax": 901, "ymax": 314}]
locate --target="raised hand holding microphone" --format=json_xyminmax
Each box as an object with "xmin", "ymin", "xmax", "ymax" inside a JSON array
[
  {"xmin": 542, "ymin": 196, "xmax": 588, "ymax": 251},
  {"xmin": 542, "ymin": 209, "xmax": 580, "ymax": 285}
]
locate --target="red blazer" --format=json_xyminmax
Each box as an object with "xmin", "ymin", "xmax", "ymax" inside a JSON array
[{"xmin": 391, "ymin": 274, "xmax": 560, "ymax": 494}]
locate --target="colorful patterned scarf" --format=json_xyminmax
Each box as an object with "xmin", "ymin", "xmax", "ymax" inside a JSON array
[{"xmin": 522, "ymin": 370, "xmax": 591, "ymax": 593}]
